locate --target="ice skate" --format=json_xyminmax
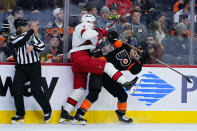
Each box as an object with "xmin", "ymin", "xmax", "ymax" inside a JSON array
[
  {"xmin": 115, "ymin": 110, "xmax": 133, "ymax": 124},
  {"xmin": 59, "ymin": 107, "xmax": 74, "ymax": 124},
  {"xmin": 44, "ymin": 112, "xmax": 53, "ymax": 123},
  {"xmin": 72, "ymin": 113, "xmax": 87, "ymax": 125},
  {"xmin": 11, "ymin": 115, "xmax": 24, "ymax": 124},
  {"xmin": 123, "ymin": 77, "xmax": 138, "ymax": 91}
]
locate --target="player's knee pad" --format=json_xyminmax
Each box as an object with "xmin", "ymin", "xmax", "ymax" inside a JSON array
[
  {"xmin": 86, "ymin": 90, "xmax": 100, "ymax": 103},
  {"xmin": 117, "ymin": 91, "xmax": 128, "ymax": 103}
]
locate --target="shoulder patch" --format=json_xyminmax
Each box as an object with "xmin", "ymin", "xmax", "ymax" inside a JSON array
[{"xmin": 47, "ymin": 22, "xmax": 53, "ymax": 28}]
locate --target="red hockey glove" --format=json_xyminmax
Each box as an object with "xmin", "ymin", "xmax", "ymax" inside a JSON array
[
  {"xmin": 95, "ymin": 28, "xmax": 108, "ymax": 37},
  {"xmin": 100, "ymin": 28, "xmax": 108, "ymax": 37}
]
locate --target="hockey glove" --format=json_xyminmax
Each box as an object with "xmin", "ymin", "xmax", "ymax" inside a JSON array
[
  {"xmin": 107, "ymin": 31, "xmax": 118, "ymax": 44},
  {"xmin": 139, "ymin": 49, "xmax": 150, "ymax": 64},
  {"xmin": 95, "ymin": 27, "xmax": 108, "ymax": 37},
  {"xmin": 123, "ymin": 77, "xmax": 138, "ymax": 91}
]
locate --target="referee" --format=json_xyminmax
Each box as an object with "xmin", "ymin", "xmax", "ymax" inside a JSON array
[{"xmin": 10, "ymin": 18, "xmax": 52, "ymax": 123}]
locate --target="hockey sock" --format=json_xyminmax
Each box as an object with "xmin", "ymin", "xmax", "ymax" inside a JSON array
[
  {"xmin": 80, "ymin": 99, "xmax": 92, "ymax": 113},
  {"xmin": 63, "ymin": 88, "xmax": 85, "ymax": 114},
  {"xmin": 104, "ymin": 62, "xmax": 128, "ymax": 85},
  {"xmin": 117, "ymin": 101, "xmax": 127, "ymax": 111}
]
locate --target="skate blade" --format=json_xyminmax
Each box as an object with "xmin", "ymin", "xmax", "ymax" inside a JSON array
[
  {"xmin": 130, "ymin": 79, "xmax": 141, "ymax": 94},
  {"xmin": 120, "ymin": 121, "xmax": 134, "ymax": 125},
  {"xmin": 59, "ymin": 118, "xmax": 73, "ymax": 124},
  {"xmin": 12, "ymin": 119, "xmax": 24, "ymax": 124},
  {"xmin": 71, "ymin": 119, "xmax": 87, "ymax": 125}
]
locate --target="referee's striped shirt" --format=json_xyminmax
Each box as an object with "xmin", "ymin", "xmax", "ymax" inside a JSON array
[{"xmin": 10, "ymin": 29, "xmax": 45, "ymax": 64}]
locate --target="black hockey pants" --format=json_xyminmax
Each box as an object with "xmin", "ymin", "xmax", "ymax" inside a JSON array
[{"xmin": 12, "ymin": 62, "xmax": 52, "ymax": 116}]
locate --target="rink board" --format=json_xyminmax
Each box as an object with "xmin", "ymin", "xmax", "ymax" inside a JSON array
[{"xmin": 0, "ymin": 63, "xmax": 197, "ymax": 123}]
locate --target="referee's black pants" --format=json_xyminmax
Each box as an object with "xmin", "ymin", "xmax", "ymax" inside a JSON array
[{"xmin": 12, "ymin": 62, "xmax": 52, "ymax": 116}]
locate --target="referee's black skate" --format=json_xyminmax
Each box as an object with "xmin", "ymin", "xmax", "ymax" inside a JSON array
[
  {"xmin": 72, "ymin": 113, "xmax": 87, "ymax": 125},
  {"xmin": 59, "ymin": 107, "xmax": 74, "ymax": 124},
  {"xmin": 44, "ymin": 112, "xmax": 52, "ymax": 123},
  {"xmin": 115, "ymin": 110, "xmax": 133, "ymax": 124},
  {"xmin": 123, "ymin": 77, "xmax": 138, "ymax": 91},
  {"xmin": 11, "ymin": 115, "xmax": 24, "ymax": 124}
]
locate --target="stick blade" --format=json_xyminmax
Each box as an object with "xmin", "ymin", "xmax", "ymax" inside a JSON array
[{"xmin": 185, "ymin": 76, "xmax": 192, "ymax": 83}]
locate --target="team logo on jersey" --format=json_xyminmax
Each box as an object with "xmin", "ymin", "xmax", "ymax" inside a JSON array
[
  {"xmin": 137, "ymin": 28, "xmax": 143, "ymax": 33},
  {"xmin": 47, "ymin": 22, "xmax": 53, "ymax": 28},
  {"xmin": 116, "ymin": 49, "xmax": 131, "ymax": 67}
]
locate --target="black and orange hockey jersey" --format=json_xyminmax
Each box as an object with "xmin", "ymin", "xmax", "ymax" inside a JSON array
[
  {"xmin": 46, "ymin": 21, "xmax": 73, "ymax": 36},
  {"xmin": 102, "ymin": 40, "xmax": 148, "ymax": 75}
]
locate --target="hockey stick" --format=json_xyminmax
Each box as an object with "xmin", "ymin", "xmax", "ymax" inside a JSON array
[
  {"xmin": 106, "ymin": 1, "xmax": 140, "ymax": 29},
  {"xmin": 128, "ymin": 44, "xmax": 192, "ymax": 83},
  {"xmin": 149, "ymin": 56, "xmax": 192, "ymax": 83},
  {"xmin": 130, "ymin": 79, "xmax": 141, "ymax": 94}
]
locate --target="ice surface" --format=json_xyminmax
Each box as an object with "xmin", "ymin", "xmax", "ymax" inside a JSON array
[{"xmin": 0, "ymin": 123, "xmax": 197, "ymax": 131}]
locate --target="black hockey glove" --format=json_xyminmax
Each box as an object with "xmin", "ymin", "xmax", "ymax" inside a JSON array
[
  {"xmin": 107, "ymin": 31, "xmax": 118, "ymax": 43},
  {"xmin": 123, "ymin": 77, "xmax": 138, "ymax": 91},
  {"xmin": 140, "ymin": 49, "xmax": 150, "ymax": 64}
]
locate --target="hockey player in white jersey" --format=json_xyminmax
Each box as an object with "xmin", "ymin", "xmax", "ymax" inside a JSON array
[{"xmin": 59, "ymin": 14, "xmax": 136, "ymax": 124}]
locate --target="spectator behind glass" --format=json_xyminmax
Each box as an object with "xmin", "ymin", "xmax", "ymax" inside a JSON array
[
  {"xmin": 145, "ymin": 34, "xmax": 163, "ymax": 64},
  {"xmin": 171, "ymin": 14, "xmax": 190, "ymax": 38},
  {"xmin": 104, "ymin": 6, "xmax": 123, "ymax": 35},
  {"xmin": 137, "ymin": 1, "xmax": 155, "ymax": 26},
  {"xmin": 41, "ymin": 35, "xmax": 63, "ymax": 63},
  {"xmin": 69, "ymin": 7, "xmax": 88, "ymax": 27},
  {"xmin": 86, "ymin": 0, "xmax": 106, "ymax": 13},
  {"xmin": 0, "ymin": 19, "xmax": 14, "ymax": 62},
  {"xmin": 96, "ymin": 6, "xmax": 110, "ymax": 28},
  {"xmin": 85, "ymin": 4, "xmax": 98, "ymax": 18},
  {"xmin": 173, "ymin": 0, "xmax": 185, "ymax": 13},
  {"xmin": 174, "ymin": 0, "xmax": 190, "ymax": 24},
  {"xmin": 129, "ymin": 9, "xmax": 148, "ymax": 47},
  {"xmin": 94, "ymin": 6, "xmax": 112, "ymax": 49},
  {"xmin": 108, "ymin": 5, "xmax": 120, "ymax": 21},
  {"xmin": 0, "ymin": 0, "xmax": 16, "ymax": 13},
  {"xmin": 79, "ymin": 8, "xmax": 88, "ymax": 23},
  {"xmin": 46, "ymin": 8, "xmax": 73, "ymax": 41},
  {"xmin": 5, "ymin": 6, "xmax": 24, "ymax": 35},
  {"xmin": 162, "ymin": 23, "xmax": 189, "ymax": 65},
  {"xmin": 148, "ymin": 10, "xmax": 169, "ymax": 44},
  {"xmin": 119, "ymin": 24, "xmax": 138, "ymax": 47}
]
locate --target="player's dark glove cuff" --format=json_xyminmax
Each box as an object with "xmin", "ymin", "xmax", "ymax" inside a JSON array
[{"xmin": 90, "ymin": 49, "xmax": 103, "ymax": 58}]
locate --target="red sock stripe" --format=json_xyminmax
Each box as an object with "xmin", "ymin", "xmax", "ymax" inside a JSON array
[
  {"xmin": 112, "ymin": 71, "xmax": 123, "ymax": 81},
  {"xmin": 67, "ymin": 97, "xmax": 77, "ymax": 106}
]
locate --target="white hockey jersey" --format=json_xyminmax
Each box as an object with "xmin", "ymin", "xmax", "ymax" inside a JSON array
[{"xmin": 69, "ymin": 22, "xmax": 99, "ymax": 54}]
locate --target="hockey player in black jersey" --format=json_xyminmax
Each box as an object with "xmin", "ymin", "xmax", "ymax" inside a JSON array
[{"xmin": 70, "ymin": 31, "xmax": 149, "ymax": 125}]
